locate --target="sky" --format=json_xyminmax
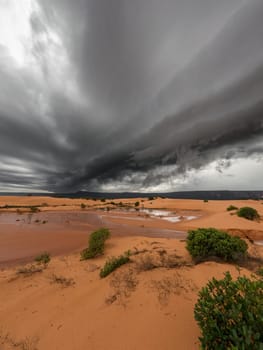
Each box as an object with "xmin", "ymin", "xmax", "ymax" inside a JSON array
[{"xmin": 0, "ymin": 0, "xmax": 262, "ymax": 193}]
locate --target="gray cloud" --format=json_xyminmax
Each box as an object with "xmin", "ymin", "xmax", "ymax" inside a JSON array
[{"xmin": 0, "ymin": 0, "xmax": 262, "ymax": 191}]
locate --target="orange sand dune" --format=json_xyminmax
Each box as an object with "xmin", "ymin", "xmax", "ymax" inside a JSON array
[
  {"xmin": 0, "ymin": 197, "xmax": 263, "ymax": 349},
  {"xmin": 0, "ymin": 236, "xmax": 261, "ymax": 350}
]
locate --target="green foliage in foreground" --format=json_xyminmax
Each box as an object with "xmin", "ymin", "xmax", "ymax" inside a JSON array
[
  {"xmin": 237, "ymin": 206, "xmax": 260, "ymax": 221},
  {"xmin": 195, "ymin": 272, "xmax": 263, "ymax": 350},
  {"xmin": 186, "ymin": 228, "xmax": 247, "ymax": 262},
  {"xmin": 227, "ymin": 205, "xmax": 238, "ymax": 211},
  {"xmin": 100, "ymin": 252, "xmax": 130, "ymax": 278},
  {"xmin": 35, "ymin": 252, "xmax": 50, "ymax": 264},
  {"xmin": 81, "ymin": 228, "xmax": 110, "ymax": 260}
]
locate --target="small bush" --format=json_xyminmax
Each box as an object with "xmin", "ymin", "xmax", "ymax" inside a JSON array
[
  {"xmin": 195, "ymin": 272, "xmax": 263, "ymax": 349},
  {"xmin": 203, "ymin": 199, "xmax": 209, "ymax": 203},
  {"xmin": 80, "ymin": 203, "xmax": 86, "ymax": 209},
  {"xmin": 237, "ymin": 206, "xmax": 260, "ymax": 221},
  {"xmin": 186, "ymin": 228, "xmax": 247, "ymax": 262},
  {"xmin": 227, "ymin": 205, "xmax": 238, "ymax": 211},
  {"xmin": 30, "ymin": 206, "xmax": 40, "ymax": 213},
  {"xmin": 35, "ymin": 252, "xmax": 50, "ymax": 265},
  {"xmin": 100, "ymin": 253, "xmax": 130, "ymax": 278},
  {"xmin": 100, "ymin": 198, "xmax": 106, "ymax": 202},
  {"xmin": 134, "ymin": 201, "xmax": 140, "ymax": 207},
  {"xmin": 81, "ymin": 228, "xmax": 110, "ymax": 260}
]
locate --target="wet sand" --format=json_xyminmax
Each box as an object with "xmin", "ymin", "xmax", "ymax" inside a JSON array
[{"xmin": 1, "ymin": 196, "xmax": 263, "ymax": 267}]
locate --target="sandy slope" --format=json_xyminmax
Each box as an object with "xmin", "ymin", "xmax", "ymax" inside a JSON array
[{"xmin": 0, "ymin": 235, "xmax": 261, "ymax": 350}]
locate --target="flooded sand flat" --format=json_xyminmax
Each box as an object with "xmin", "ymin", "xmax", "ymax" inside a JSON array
[{"xmin": 0, "ymin": 209, "xmax": 187, "ymax": 267}]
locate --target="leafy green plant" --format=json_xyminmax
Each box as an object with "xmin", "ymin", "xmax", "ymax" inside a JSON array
[
  {"xmin": 81, "ymin": 228, "xmax": 110, "ymax": 260},
  {"xmin": 35, "ymin": 252, "xmax": 50, "ymax": 265},
  {"xmin": 237, "ymin": 207, "xmax": 260, "ymax": 221},
  {"xmin": 194, "ymin": 272, "xmax": 263, "ymax": 349},
  {"xmin": 100, "ymin": 252, "xmax": 130, "ymax": 278},
  {"xmin": 186, "ymin": 228, "xmax": 247, "ymax": 262},
  {"xmin": 227, "ymin": 205, "xmax": 238, "ymax": 211}
]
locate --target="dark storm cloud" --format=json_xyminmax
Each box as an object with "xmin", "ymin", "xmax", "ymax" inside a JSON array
[{"xmin": 0, "ymin": 0, "xmax": 263, "ymax": 191}]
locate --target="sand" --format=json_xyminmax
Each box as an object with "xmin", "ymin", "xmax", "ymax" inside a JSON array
[{"xmin": 0, "ymin": 196, "xmax": 262, "ymax": 349}]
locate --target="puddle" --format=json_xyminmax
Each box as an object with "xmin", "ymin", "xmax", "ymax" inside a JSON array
[{"xmin": 139, "ymin": 209, "xmax": 198, "ymax": 222}]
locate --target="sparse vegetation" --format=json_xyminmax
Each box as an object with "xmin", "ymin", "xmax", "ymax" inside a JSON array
[
  {"xmin": 148, "ymin": 196, "xmax": 155, "ymax": 201},
  {"xmin": 134, "ymin": 201, "xmax": 140, "ymax": 207},
  {"xmin": 237, "ymin": 206, "xmax": 260, "ymax": 221},
  {"xmin": 80, "ymin": 203, "xmax": 86, "ymax": 209},
  {"xmin": 100, "ymin": 253, "xmax": 130, "ymax": 278},
  {"xmin": 203, "ymin": 199, "xmax": 209, "ymax": 203},
  {"xmin": 194, "ymin": 272, "xmax": 263, "ymax": 349},
  {"xmin": 50, "ymin": 274, "xmax": 75, "ymax": 287},
  {"xmin": 30, "ymin": 206, "xmax": 40, "ymax": 213},
  {"xmin": 227, "ymin": 205, "xmax": 238, "ymax": 211},
  {"xmin": 106, "ymin": 268, "xmax": 138, "ymax": 306},
  {"xmin": 16, "ymin": 264, "xmax": 44, "ymax": 277},
  {"xmin": 100, "ymin": 198, "xmax": 106, "ymax": 202},
  {"xmin": 150, "ymin": 273, "xmax": 196, "ymax": 305},
  {"xmin": 35, "ymin": 252, "xmax": 50, "ymax": 265},
  {"xmin": 186, "ymin": 228, "xmax": 248, "ymax": 262},
  {"xmin": 81, "ymin": 228, "xmax": 110, "ymax": 260}
]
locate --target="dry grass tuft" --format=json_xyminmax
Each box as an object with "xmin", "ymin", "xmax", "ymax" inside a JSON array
[{"xmin": 50, "ymin": 274, "xmax": 75, "ymax": 288}]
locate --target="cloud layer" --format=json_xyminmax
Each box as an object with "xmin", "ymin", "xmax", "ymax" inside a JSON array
[{"xmin": 0, "ymin": 0, "xmax": 262, "ymax": 192}]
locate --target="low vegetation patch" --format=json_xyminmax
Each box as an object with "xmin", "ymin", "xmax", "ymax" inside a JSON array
[
  {"xmin": 30, "ymin": 206, "xmax": 40, "ymax": 213},
  {"xmin": 16, "ymin": 264, "xmax": 44, "ymax": 277},
  {"xmin": 100, "ymin": 253, "xmax": 130, "ymax": 278},
  {"xmin": 81, "ymin": 228, "xmax": 110, "ymax": 260},
  {"xmin": 195, "ymin": 272, "xmax": 263, "ymax": 349},
  {"xmin": 227, "ymin": 205, "xmax": 238, "ymax": 211},
  {"xmin": 106, "ymin": 268, "xmax": 138, "ymax": 306},
  {"xmin": 35, "ymin": 252, "xmax": 50, "ymax": 265},
  {"xmin": 50, "ymin": 274, "xmax": 75, "ymax": 287},
  {"xmin": 186, "ymin": 228, "xmax": 248, "ymax": 262},
  {"xmin": 237, "ymin": 206, "xmax": 260, "ymax": 221}
]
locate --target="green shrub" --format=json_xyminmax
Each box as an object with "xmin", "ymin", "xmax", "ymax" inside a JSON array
[
  {"xmin": 186, "ymin": 228, "xmax": 247, "ymax": 262},
  {"xmin": 227, "ymin": 205, "xmax": 238, "ymax": 211},
  {"xmin": 80, "ymin": 203, "xmax": 86, "ymax": 209},
  {"xmin": 100, "ymin": 253, "xmax": 130, "ymax": 278},
  {"xmin": 134, "ymin": 201, "xmax": 140, "ymax": 207},
  {"xmin": 237, "ymin": 207, "xmax": 260, "ymax": 221},
  {"xmin": 35, "ymin": 252, "xmax": 50, "ymax": 265},
  {"xmin": 81, "ymin": 228, "xmax": 110, "ymax": 260},
  {"xmin": 194, "ymin": 272, "xmax": 263, "ymax": 349},
  {"xmin": 203, "ymin": 199, "xmax": 209, "ymax": 203}
]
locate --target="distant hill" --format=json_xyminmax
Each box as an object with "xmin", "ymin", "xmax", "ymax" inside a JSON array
[{"xmin": 1, "ymin": 190, "xmax": 262, "ymax": 200}]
